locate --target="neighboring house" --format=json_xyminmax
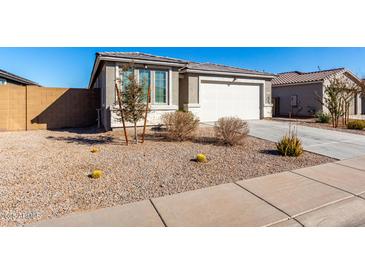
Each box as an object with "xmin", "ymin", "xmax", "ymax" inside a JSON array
[
  {"xmin": 0, "ymin": 69, "xmax": 40, "ymax": 86},
  {"xmin": 362, "ymin": 79, "xmax": 365, "ymax": 114},
  {"xmin": 272, "ymin": 68, "xmax": 363, "ymax": 117},
  {"xmin": 88, "ymin": 52, "xmax": 275, "ymax": 131}
]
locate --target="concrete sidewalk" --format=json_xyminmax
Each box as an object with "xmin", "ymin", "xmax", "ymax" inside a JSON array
[{"xmin": 32, "ymin": 155, "xmax": 365, "ymax": 227}]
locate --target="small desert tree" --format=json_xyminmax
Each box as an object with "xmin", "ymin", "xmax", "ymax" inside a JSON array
[
  {"xmin": 319, "ymin": 77, "xmax": 345, "ymax": 128},
  {"xmin": 117, "ymin": 63, "xmax": 149, "ymax": 143},
  {"xmin": 340, "ymin": 81, "xmax": 362, "ymax": 125},
  {"xmin": 357, "ymin": 79, "xmax": 365, "ymax": 116},
  {"xmin": 318, "ymin": 76, "xmax": 362, "ymax": 128}
]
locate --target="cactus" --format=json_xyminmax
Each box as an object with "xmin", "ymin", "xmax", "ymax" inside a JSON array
[
  {"xmin": 196, "ymin": 153, "xmax": 207, "ymax": 163},
  {"xmin": 90, "ymin": 147, "xmax": 99, "ymax": 153},
  {"xmin": 91, "ymin": 169, "xmax": 102, "ymax": 179}
]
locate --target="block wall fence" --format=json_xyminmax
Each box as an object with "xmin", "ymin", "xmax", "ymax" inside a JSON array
[{"xmin": 0, "ymin": 85, "xmax": 99, "ymax": 131}]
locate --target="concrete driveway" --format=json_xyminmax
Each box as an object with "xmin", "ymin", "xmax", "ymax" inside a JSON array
[{"xmin": 249, "ymin": 120, "xmax": 365, "ymax": 160}]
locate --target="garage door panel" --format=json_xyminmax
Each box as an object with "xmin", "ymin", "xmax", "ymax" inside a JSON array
[{"xmin": 199, "ymin": 82, "xmax": 260, "ymax": 122}]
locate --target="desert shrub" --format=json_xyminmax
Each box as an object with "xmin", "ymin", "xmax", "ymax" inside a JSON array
[
  {"xmin": 276, "ymin": 126, "xmax": 303, "ymax": 157},
  {"xmin": 214, "ymin": 117, "xmax": 249, "ymax": 146},
  {"xmin": 347, "ymin": 120, "xmax": 365, "ymax": 130},
  {"xmin": 315, "ymin": 111, "xmax": 331, "ymax": 123},
  {"xmin": 162, "ymin": 111, "xmax": 199, "ymax": 141}
]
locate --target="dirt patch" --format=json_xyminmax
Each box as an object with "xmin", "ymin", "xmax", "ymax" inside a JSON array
[{"xmin": 0, "ymin": 127, "xmax": 334, "ymax": 226}]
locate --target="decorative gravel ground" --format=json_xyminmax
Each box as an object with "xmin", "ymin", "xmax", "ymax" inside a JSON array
[
  {"xmin": 272, "ymin": 117, "xmax": 365, "ymax": 136},
  {"xmin": 0, "ymin": 127, "xmax": 334, "ymax": 226},
  {"xmin": 297, "ymin": 121, "xmax": 365, "ymax": 136}
]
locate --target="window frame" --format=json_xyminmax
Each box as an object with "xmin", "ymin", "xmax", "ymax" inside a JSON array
[
  {"xmin": 153, "ymin": 70, "xmax": 168, "ymax": 105},
  {"xmin": 120, "ymin": 68, "xmax": 134, "ymax": 92},
  {"xmin": 137, "ymin": 69, "xmax": 151, "ymax": 103},
  {"xmin": 118, "ymin": 67, "xmax": 169, "ymax": 106}
]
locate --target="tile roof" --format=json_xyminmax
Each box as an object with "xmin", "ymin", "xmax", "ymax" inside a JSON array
[
  {"xmin": 182, "ymin": 62, "xmax": 275, "ymax": 76},
  {"xmin": 97, "ymin": 52, "xmax": 188, "ymax": 64},
  {"xmin": 89, "ymin": 52, "xmax": 276, "ymax": 88},
  {"xmin": 272, "ymin": 68, "xmax": 345, "ymax": 86},
  {"xmin": 0, "ymin": 69, "xmax": 40, "ymax": 86},
  {"xmin": 95, "ymin": 52, "xmax": 275, "ymax": 77}
]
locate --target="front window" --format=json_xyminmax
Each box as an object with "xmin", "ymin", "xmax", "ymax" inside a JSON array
[
  {"xmin": 0, "ymin": 78, "xmax": 7, "ymax": 85},
  {"xmin": 118, "ymin": 67, "xmax": 169, "ymax": 105},
  {"xmin": 154, "ymin": 70, "xmax": 167, "ymax": 104},
  {"xmin": 138, "ymin": 69, "xmax": 151, "ymax": 101},
  {"xmin": 121, "ymin": 69, "xmax": 133, "ymax": 92}
]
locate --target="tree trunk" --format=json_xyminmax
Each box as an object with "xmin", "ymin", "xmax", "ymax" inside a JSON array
[
  {"xmin": 134, "ymin": 122, "xmax": 138, "ymax": 144},
  {"xmin": 334, "ymin": 113, "xmax": 339, "ymax": 128}
]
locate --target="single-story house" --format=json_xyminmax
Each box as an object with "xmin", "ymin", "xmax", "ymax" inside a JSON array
[
  {"xmin": 272, "ymin": 68, "xmax": 363, "ymax": 117},
  {"xmin": 88, "ymin": 52, "xmax": 276, "ymax": 131},
  {"xmin": 0, "ymin": 69, "xmax": 40, "ymax": 86}
]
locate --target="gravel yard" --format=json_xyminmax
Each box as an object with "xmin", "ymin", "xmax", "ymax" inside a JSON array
[
  {"xmin": 273, "ymin": 117, "xmax": 365, "ymax": 136},
  {"xmin": 0, "ymin": 127, "xmax": 334, "ymax": 226},
  {"xmin": 297, "ymin": 121, "xmax": 365, "ymax": 136}
]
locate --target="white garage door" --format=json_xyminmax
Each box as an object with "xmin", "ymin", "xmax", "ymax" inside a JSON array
[{"xmin": 199, "ymin": 81, "xmax": 261, "ymax": 122}]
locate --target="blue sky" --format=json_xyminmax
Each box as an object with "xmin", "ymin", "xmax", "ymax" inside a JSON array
[{"xmin": 0, "ymin": 47, "xmax": 364, "ymax": 88}]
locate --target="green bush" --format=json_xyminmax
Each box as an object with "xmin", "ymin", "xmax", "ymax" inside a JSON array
[
  {"xmin": 276, "ymin": 126, "xmax": 303, "ymax": 157},
  {"xmin": 315, "ymin": 111, "xmax": 331, "ymax": 123},
  {"xmin": 347, "ymin": 120, "xmax": 365, "ymax": 130}
]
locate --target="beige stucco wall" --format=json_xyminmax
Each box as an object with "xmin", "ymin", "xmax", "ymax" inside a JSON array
[
  {"xmin": 171, "ymin": 69, "xmax": 179, "ymax": 106},
  {"xmin": 105, "ymin": 62, "xmax": 116, "ymax": 107},
  {"xmin": 187, "ymin": 74, "xmax": 199, "ymax": 104},
  {"xmin": 323, "ymin": 74, "xmax": 359, "ymax": 115},
  {"xmin": 178, "ymin": 74, "xmax": 188, "ymax": 110},
  {"xmin": 178, "ymin": 73, "xmax": 199, "ymax": 108},
  {"xmin": 91, "ymin": 62, "xmax": 108, "ymax": 130},
  {"xmin": 178, "ymin": 73, "xmax": 200, "ymax": 107},
  {"xmin": 264, "ymin": 81, "xmax": 272, "ymax": 104},
  {"xmin": 272, "ymin": 82, "xmax": 324, "ymax": 117}
]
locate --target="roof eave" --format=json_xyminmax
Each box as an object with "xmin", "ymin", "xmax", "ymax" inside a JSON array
[
  {"xmin": 342, "ymin": 70, "xmax": 363, "ymax": 84},
  {"xmin": 272, "ymin": 80, "xmax": 324, "ymax": 87},
  {"xmin": 0, "ymin": 73, "xmax": 40, "ymax": 86},
  {"xmin": 98, "ymin": 56, "xmax": 186, "ymax": 67},
  {"xmin": 180, "ymin": 68, "xmax": 276, "ymax": 79},
  {"xmin": 88, "ymin": 55, "xmax": 187, "ymax": 89},
  {"xmin": 88, "ymin": 55, "xmax": 101, "ymax": 89}
]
